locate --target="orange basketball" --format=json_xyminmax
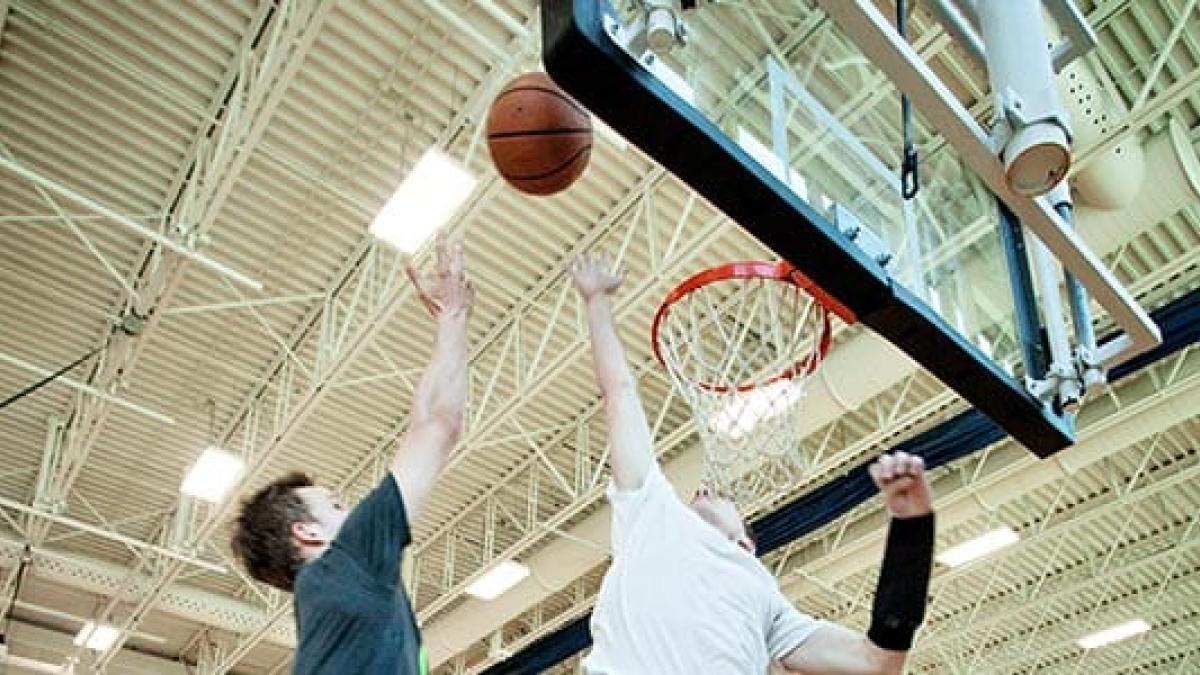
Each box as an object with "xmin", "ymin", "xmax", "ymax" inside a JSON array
[{"xmin": 486, "ymin": 72, "xmax": 592, "ymax": 197}]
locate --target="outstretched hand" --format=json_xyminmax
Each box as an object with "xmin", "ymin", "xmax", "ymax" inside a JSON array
[
  {"xmin": 405, "ymin": 230, "xmax": 473, "ymax": 318},
  {"xmin": 571, "ymin": 253, "xmax": 623, "ymax": 301},
  {"xmin": 868, "ymin": 451, "xmax": 933, "ymax": 519}
]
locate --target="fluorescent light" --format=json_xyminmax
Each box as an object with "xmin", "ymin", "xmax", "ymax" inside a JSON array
[
  {"xmin": 465, "ymin": 560, "xmax": 530, "ymax": 601},
  {"xmin": 180, "ymin": 446, "xmax": 244, "ymax": 503},
  {"xmin": 370, "ymin": 148, "xmax": 477, "ymax": 253},
  {"xmin": 1077, "ymin": 619, "xmax": 1151, "ymax": 650},
  {"xmin": 710, "ymin": 380, "xmax": 805, "ymax": 439},
  {"xmin": 74, "ymin": 621, "xmax": 120, "ymax": 651},
  {"xmin": 935, "ymin": 526, "xmax": 1019, "ymax": 567}
]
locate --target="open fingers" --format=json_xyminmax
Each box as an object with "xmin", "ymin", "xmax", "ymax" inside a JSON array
[
  {"xmin": 448, "ymin": 238, "xmax": 466, "ymax": 280},
  {"xmin": 405, "ymin": 264, "xmax": 441, "ymax": 316},
  {"xmin": 435, "ymin": 230, "xmax": 452, "ymax": 279}
]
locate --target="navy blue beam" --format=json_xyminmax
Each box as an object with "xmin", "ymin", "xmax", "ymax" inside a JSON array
[{"xmin": 479, "ymin": 287, "xmax": 1200, "ymax": 674}]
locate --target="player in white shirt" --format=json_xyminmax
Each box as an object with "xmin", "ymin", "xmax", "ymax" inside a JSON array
[{"xmin": 570, "ymin": 254, "xmax": 936, "ymax": 675}]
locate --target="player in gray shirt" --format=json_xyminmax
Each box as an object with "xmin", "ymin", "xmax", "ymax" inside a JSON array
[{"xmin": 231, "ymin": 232, "xmax": 472, "ymax": 674}]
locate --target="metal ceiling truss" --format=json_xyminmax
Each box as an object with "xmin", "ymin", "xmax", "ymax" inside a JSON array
[
  {"xmin": 80, "ymin": 233, "xmax": 416, "ymax": 668},
  {"xmin": 442, "ymin": 374, "xmax": 966, "ymax": 671},
  {"xmin": 212, "ymin": 8, "xmax": 826, "ymax": 663},
  {"xmin": 777, "ymin": 344, "xmax": 1200, "ymax": 588},
  {"xmin": 0, "ymin": 532, "xmax": 295, "ymax": 646},
  {"xmin": 210, "ymin": 155, "xmax": 728, "ymax": 675},
  {"xmin": 32, "ymin": 2, "xmax": 984, "ymax": 662},
  {"xmin": 194, "ymin": 9, "xmax": 554, "ymax": 672},
  {"xmin": 12, "ymin": 0, "xmax": 310, "ymax": 559},
  {"xmin": 3, "ymin": 1, "xmax": 344, "ymax": 668},
  {"xmin": 410, "ymin": 187, "xmax": 728, "ymax": 619}
]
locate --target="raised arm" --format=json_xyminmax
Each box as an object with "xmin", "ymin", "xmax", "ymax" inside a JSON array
[
  {"xmin": 780, "ymin": 451, "xmax": 935, "ymax": 674},
  {"xmin": 392, "ymin": 232, "xmax": 472, "ymax": 522},
  {"xmin": 570, "ymin": 254, "xmax": 655, "ymax": 490}
]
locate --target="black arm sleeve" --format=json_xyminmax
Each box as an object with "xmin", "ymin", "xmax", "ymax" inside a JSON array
[{"xmin": 867, "ymin": 512, "xmax": 935, "ymax": 651}]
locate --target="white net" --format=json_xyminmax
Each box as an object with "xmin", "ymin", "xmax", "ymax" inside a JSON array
[{"xmin": 654, "ymin": 263, "xmax": 833, "ymax": 504}]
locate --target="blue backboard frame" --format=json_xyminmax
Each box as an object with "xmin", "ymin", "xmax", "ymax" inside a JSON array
[{"xmin": 542, "ymin": 0, "xmax": 1075, "ymax": 456}]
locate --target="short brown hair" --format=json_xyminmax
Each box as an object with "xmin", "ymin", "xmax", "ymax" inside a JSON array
[{"xmin": 230, "ymin": 472, "xmax": 315, "ymax": 592}]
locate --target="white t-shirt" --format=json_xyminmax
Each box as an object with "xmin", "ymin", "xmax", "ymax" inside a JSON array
[{"xmin": 584, "ymin": 466, "xmax": 823, "ymax": 674}]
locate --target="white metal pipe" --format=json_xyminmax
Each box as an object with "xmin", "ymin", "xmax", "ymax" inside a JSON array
[
  {"xmin": 1, "ymin": 654, "xmax": 66, "ymax": 674},
  {"xmin": 0, "ymin": 496, "xmax": 224, "ymax": 573},
  {"xmin": 0, "ymin": 155, "xmax": 262, "ymax": 290},
  {"xmin": 12, "ymin": 600, "xmax": 165, "ymax": 645},
  {"xmin": 0, "ymin": 351, "xmax": 174, "ymax": 425},
  {"xmin": 976, "ymin": 0, "xmax": 1071, "ymax": 196},
  {"xmin": 162, "ymin": 292, "xmax": 324, "ymax": 316},
  {"xmin": 1028, "ymin": 232, "xmax": 1078, "ymax": 401},
  {"xmin": 0, "ymin": 213, "xmax": 161, "ymax": 224},
  {"xmin": 925, "ymin": 0, "xmax": 986, "ymax": 66}
]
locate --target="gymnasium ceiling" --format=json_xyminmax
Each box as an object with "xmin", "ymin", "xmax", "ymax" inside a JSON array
[{"xmin": 0, "ymin": 1, "xmax": 1198, "ymax": 673}]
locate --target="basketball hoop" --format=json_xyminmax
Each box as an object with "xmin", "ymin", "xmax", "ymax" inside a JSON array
[{"xmin": 652, "ymin": 261, "xmax": 856, "ymax": 502}]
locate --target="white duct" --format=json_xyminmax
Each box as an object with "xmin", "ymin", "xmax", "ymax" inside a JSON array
[
  {"xmin": 1056, "ymin": 46, "xmax": 1145, "ymax": 210},
  {"xmin": 425, "ymin": 118, "xmax": 1200, "ymax": 666},
  {"xmin": 1077, "ymin": 118, "xmax": 1200, "ymax": 253}
]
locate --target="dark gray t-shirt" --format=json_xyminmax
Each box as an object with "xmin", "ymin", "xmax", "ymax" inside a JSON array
[{"xmin": 293, "ymin": 473, "xmax": 425, "ymax": 674}]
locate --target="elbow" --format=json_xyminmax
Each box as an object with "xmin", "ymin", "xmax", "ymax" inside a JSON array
[{"xmin": 416, "ymin": 406, "xmax": 464, "ymax": 443}]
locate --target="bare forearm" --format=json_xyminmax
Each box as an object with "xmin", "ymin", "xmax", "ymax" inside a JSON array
[
  {"xmin": 585, "ymin": 296, "xmax": 635, "ymax": 392},
  {"xmin": 781, "ymin": 623, "xmax": 904, "ymax": 675},
  {"xmin": 413, "ymin": 311, "xmax": 470, "ymax": 428},
  {"xmin": 393, "ymin": 311, "xmax": 469, "ymax": 521},
  {"xmin": 584, "ymin": 295, "xmax": 654, "ymax": 489}
]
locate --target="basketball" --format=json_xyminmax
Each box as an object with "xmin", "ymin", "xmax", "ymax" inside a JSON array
[{"xmin": 486, "ymin": 72, "xmax": 592, "ymax": 196}]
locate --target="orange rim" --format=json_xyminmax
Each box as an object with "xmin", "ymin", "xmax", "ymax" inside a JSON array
[{"xmin": 650, "ymin": 261, "xmax": 857, "ymax": 393}]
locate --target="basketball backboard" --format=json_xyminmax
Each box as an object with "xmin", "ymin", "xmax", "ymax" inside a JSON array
[{"xmin": 542, "ymin": 0, "xmax": 1162, "ymax": 457}]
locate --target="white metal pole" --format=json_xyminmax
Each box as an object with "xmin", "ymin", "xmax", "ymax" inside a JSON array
[
  {"xmin": 0, "ymin": 495, "xmax": 224, "ymax": 573},
  {"xmin": 1028, "ymin": 232, "xmax": 1081, "ymax": 409},
  {"xmin": 0, "ymin": 351, "xmax": 174, "ymax": 425},
  {"xmin": 975, "ymin": 0, "xmax": 1072, "ymax": 196},
  {"xmin": 0, "ymin": 155, "xmax": 263, "ymax": 290}
]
